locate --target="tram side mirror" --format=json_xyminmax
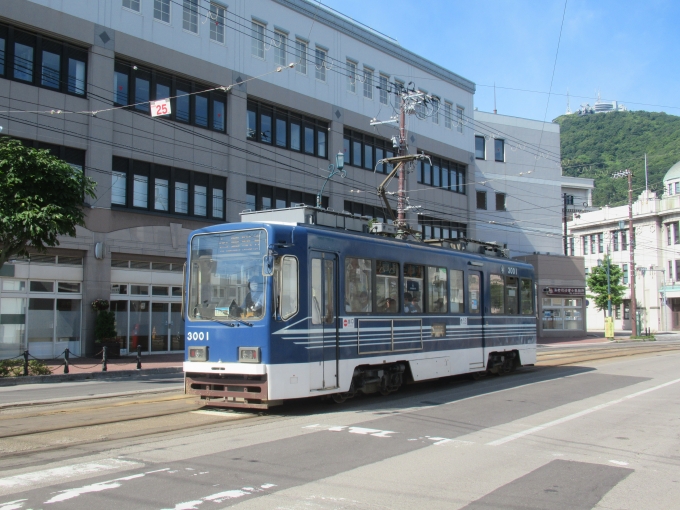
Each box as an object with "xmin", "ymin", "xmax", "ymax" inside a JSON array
[{"xmin": 263, "ymin": 254, "xmax": 275, "ymax": 276}]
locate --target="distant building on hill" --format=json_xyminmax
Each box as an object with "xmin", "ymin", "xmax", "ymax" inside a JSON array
[{"xmin": 572, "ymin": 93, "xmax": 627, "ymax": 116}]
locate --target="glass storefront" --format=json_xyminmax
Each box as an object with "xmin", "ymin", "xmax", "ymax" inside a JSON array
[
  {"xmin": 110, "ymin": 283, "xmax": 184, "ymax": 353},
  {"xmin": 542, "ymin": 297, "xmax": 584, "ymax": 331},
  {"xmin": 0, "ymin": 278, "xmax": 82, "ymax": 358}
]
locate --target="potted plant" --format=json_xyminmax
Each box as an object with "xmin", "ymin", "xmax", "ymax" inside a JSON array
[{"xmin": 92, "ymin": 299, "xmax": 120, "ymax": 358}]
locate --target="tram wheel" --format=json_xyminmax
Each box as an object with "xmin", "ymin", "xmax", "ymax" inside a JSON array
[{"xmin": 331, "ymin": 393, "xmax": 347, "ymax": 404}]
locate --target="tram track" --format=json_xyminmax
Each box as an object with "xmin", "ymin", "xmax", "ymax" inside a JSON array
[
  {"xmin": 1, "ymin": 340, "xmax": 678, "ymax": 461},
  {"xmin": 536, "ymin": 341, "xmax": 680, "ymax": 366}
]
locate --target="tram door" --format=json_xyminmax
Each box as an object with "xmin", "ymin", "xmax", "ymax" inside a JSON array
[
  {"xmin": 310, "ymin": 252, "xmax": 339, "ymax": 390},
  {"xmin": 469, "ymin": 271, "xmax": 486, "ymax": 365}
]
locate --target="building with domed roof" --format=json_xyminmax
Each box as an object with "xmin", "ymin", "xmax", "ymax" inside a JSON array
[{"xmin": 568, "ymin": 161, "xmax": 680, "ymax": 333}]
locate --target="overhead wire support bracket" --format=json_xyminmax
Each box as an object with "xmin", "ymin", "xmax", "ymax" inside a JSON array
[{"xmin": 375, "ymin": 154, "xmax": 430, "ymax": 234}]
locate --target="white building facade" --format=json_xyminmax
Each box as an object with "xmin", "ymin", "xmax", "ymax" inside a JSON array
[{"xmin": 569, "ymin": 162, "xmax": 680, "ymax": 332}]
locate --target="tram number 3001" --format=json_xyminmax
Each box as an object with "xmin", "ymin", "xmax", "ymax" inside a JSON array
[
  {"xmin": 506, "ymin": 267, "xmax": 518, "ymax": 275},
  {"xmin": 187, "ymin": 332, "xmax": 208, "ymax": 342}
]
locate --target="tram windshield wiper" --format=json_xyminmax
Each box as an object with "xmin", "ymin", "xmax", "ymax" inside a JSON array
[
  {"xmin": 204, "ymin": 316, "xmax": 235, "ymax": 327},
  {"xmin": 234, "ymin": 319, "xmax": 253, "ymax": 327}
]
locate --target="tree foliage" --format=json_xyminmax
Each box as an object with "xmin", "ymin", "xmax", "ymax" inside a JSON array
[
  {"xmin": 555, "ymin": 111, "xmax": 680, "ymax": 207},
  {"xmin": 94, "ymin": 311, "xmax": 117, "ymax": 342},
  {"xmin": 586, "ymin": 256, "xmax": 627, "ymax": 316},
  {"xmin": 0, "ymin": 138, "xmax": 96, "ymax": 268}
]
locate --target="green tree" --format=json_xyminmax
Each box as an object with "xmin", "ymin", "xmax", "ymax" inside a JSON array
[
  {"xmin": 586, "ymin": 256, "xmax": 627, "ymax": 317},
  {"xmin": 0, "ymin": 138, "xmax": 96, "ymax": 268}
]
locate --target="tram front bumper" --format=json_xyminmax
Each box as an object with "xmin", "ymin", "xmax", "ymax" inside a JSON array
[{"xmin": 184, "ymin": 371, "xmax": 278, "ymax": 409}]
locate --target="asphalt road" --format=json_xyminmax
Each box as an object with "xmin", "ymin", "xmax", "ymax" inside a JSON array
[
  {"xmin": 0, "ymin": 374, "xmax": 184, "ymax": 406},
  {"xmin": 1, "ymin": 349, "xmax": 679, "ymax": 509}
]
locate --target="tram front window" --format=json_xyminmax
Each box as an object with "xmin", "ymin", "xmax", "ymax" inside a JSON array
[{"xmin": 188, "ymin": 230, "xmax": 267, "ymax": 321}]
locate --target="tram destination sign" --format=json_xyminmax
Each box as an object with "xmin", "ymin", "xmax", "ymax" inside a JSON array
[{"xmin": 544, "ymin": 287, "xmax": 585, "ymax": 296}]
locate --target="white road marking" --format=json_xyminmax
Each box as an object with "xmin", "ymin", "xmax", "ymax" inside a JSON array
[
  {"xmin": 488, "ymin": 376, "xmax": 680, "ymax": 446},
  {"xmin": 0, "ymin": 459, "xmax": 140, "ymax": 494},
  {"xmin": 0, "ymin": 500, "xmax": 27, "ymax": 510},
  {"xmin": 303, "ymin": 424, "xmax": 396, "ymax": 438},
  {"xmin": 43, "ymin": 467, "xmax": 168, "ymax": 504},
  {"xmin": 609, "ymin": 460, "xmax": 629, "ymax": 466},
  {"xmin": 162, "ymin": 484, "xmax": 277, "ymax": 509}
]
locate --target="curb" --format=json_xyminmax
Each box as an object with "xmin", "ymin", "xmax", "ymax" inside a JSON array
[{"xmin": 0, "ymin": 366, "xmax": 183, "ymax": 387}]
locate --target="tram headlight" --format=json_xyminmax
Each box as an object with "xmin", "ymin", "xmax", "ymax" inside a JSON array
[
  {"xmin": 239, "ymin": 347, "xmax": 261, "ymax": 363},
  {"xmin": 188, "ymin": 346, "xmax": 208, "ymax": 362}
]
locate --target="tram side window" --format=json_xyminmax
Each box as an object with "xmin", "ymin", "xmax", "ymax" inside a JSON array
[
  {"xmin": 345, "ymin": 257, "xmax": 372, "ymax": 313},
  {"xmin": 277, "ymin": 256, "xmax": 298, "ymax": 320},
  {"xmin": 404, "ymin": 264, "xmax": 424, "ymax": 313},
  {"xmin": 449, "ymin": 269, "xmax": 464, "ymax": 313},
  {"xmin": 469, "ymin": 273, "xmax": 481, "ymax": 314},
  {"xmin": 506, "ymin": 276, "xmax": 518, "ymax": 315},
  {"xmin": 376, "ymin": 260, "xmax": 399, "ymax": 313},
  {"xmin": 490, "ymin": 274, "xmax": 505, "ymax": 314},
  {"xmin": 426, "ymin": 267, "xmax": 447, "ymax": 313},
  {"xmin": 521, "ymin": 278, "xmax": 534, "ymax": 315}
]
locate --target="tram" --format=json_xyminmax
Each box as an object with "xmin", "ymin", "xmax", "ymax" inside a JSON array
[{"xmin": 184, "ymin": 206, "xmax": 536, "ymax": 409}]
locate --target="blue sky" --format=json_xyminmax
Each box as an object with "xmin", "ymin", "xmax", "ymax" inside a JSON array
[{"xmin": 318, "ymin": 0, "xmax": 679, "ymax": 122}]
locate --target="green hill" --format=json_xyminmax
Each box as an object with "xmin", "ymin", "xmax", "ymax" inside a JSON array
[{"xmin": 554, "ymin": 111, "xmax": 680, "ymax": 207}]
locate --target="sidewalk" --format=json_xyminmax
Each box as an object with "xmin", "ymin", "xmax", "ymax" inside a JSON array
[{"xmin": 1, "ymin": 354, "xmax": 184, "ymax": 387}]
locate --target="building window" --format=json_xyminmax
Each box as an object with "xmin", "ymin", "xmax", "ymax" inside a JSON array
[
  {"xmin": 598, "ymin": 233, "xmax": 604, "ymax": 253},
  {"xmin": 418, "ymin": 215, "xmax": 467, "ymax": 240},
  {"xmin": 613, "ymin": 231, "xmax": 619, "ymax": 251},
  {"xmin": 621, "ymin": 230, "xmax": 628, "ymax": 250},
  {"xmin": 432, "ymin": 97, "xmax": 439, "ymax": 124},
  {"xmin": 582, "ymin": 236, "xmax": 588, "ymax": 255},
  {"xmin": 249, "ymin": 182, "xmax": 326, "ymax": 210},
  {"xmin": 674, "ymin": 222, "xmax": 680, "ymax": 244},
  {"xmin": 295, "ymin": 39, "xmax": 307, "ymax": 74},
  {"xmin": 379, "ymin": 75, "xmax": 389, "ymax": 105},
  {"xmin": 477, "ymin": 191, "xmax": 487, "ymax": 210},
  {"xmin": 670, "ymin": 260, "xmax": 675, "ymax": 281},
  {"xmin": 417, "ymin": 152, "xmax": 466, "ymax": 194},
  {"xmin": 251, "ymin": 21, "xmax": 265, "ymax": 58},
  {"xmin": 0, "ymin": 25, "xmax": 87, "ymax": 97},
  {"xmin": 113, "ymin": 60, "xmax": 226, "ymax": 133},
  {"xmin": 676, "ymin": 182, "xmax": 680, "ymax": 194},
  {"xmin": 494, "ymin": 139, "xmax": 504, "ymax": 162},
  {"xmin": 154, "ymin": 0, "xmax": 170, "ymax": 22},
  {"xmin": 212, "ymin": 188, "xmax": 224, "ymax": 219},
  {"xmin": 569, "ymin": 237, "xmax": 575, "ymax": 256},
  {"xmin": 475, "ymin": 136, "xmax": 485, "ymax": 159},
  {"xmin": 123, "ymin": 0, "xmax": 141, "ymax": 12},
  {"xmin": 248, "ymin": 100, "xmax": 328, "ymax": 158},
  {"xmin": 344, "ymin": 129, "xmax": 394, "ymax": 174},
  {"xmin": 209, "ymin": 3, "xmax": 226, "ymax": 43},
  {"xmin": 112, "ymin": 157, "xmax": 225, "ymax": 219},
  {"xmin": 273, "ymin": 31, "xmax": 286, "ymax": 65},
  {"xmin": 623, "ymin": 264, "xmax": 629, "ymax": 284},
  {"xmin": 362, "ymin": 68, "xmax": 373, "ymax": 99},
  {"xmin": 315, "ymin": 48, "xmax": 327, "ymax": 81},
  {"xmin": 456, "ymin": 105, "xmax": 464, "ymax": 133},
  {"xmin": 344, "ymin": 200, "xmax": 392, "ymax": 223},
  {"xmin": 444, "ymin": 102, "xmax": 452, "ymax": 129},
  {"xmin": 347, "ymin": 61, "xmax": 356, "ymax": 93},
  {"xmin": 496, "ymin": 193, "xmax": 506, "ymax": 211},
  {"xmin": 183, "ymin": 0, "xmax": 199, "ymax": 33}
]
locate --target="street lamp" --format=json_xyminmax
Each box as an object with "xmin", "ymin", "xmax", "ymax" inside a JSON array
[{"xmin": 316, "ymin": 152, "xmax": 345, "ymax": 208}]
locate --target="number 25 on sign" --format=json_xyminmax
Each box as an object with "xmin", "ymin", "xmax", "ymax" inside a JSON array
[{"xmin": 150, "ymin": 98, "xmax": 172, "ymax": 117}]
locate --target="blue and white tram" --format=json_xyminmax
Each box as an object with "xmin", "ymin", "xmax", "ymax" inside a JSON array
[{"xmin": 184, "ymin": 207, "xmax": 536, "ymax": 409}]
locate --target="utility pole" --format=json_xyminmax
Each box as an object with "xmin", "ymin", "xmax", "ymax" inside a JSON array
[
  {"xmin": 613, "ymin": 169, "xmax": 636, "ymax": 336},
  {"xmin": 563, "ymin": 193, "xmax": 573, "ymax": 255},
  {"xmin": 371, "ymin": 85, "xmax": 433, "ymax": 238}
]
